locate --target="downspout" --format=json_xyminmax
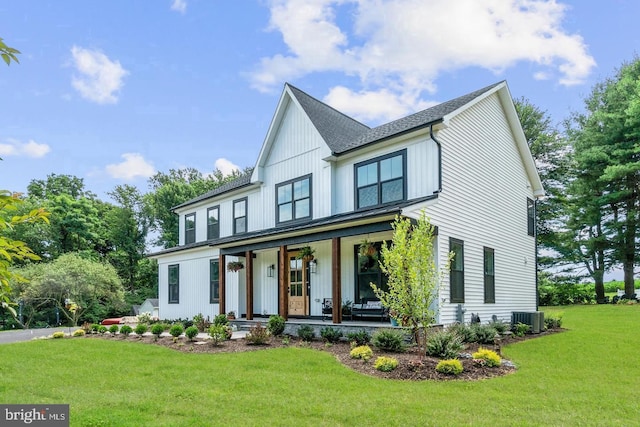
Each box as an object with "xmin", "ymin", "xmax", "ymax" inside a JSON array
[
  {"xmin": 534, "ymin": 199, "xmax": 539, "ymax": 311},
  {"xmin": 430, "ymin": 124, "xmax": 443, "ymax": 193}
]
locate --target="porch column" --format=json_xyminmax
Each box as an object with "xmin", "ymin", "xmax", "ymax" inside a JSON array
[
  {"xmin": 219, "ymin": 254, "xmax": 226, "ymax": 315},
  {"xmin": 332, "ymin": 237, "xmax": 342, "ymax": 323},
  {"xmin": 245, "ymin": 251, "xmax": 253, "ymax": 320},
  {"xmin": 278, "ymin": 245, "xmax": 288, "ymax": 320}
]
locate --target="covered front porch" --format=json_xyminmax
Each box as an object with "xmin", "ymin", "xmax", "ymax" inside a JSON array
[{"xmin": 216, "ymin": 213, "xmax": 403, "ymax": 324}]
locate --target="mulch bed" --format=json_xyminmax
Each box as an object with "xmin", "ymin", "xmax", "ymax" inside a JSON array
[{"xmin": 84, "ymin": 328, "xmax": 563, "ymax": 382}]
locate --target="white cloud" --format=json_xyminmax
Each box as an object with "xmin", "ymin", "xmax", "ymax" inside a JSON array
[
  {"xmin": 251, "ymin": 0, "xmax": 596, "ymax": 121},
  {"xmin": 171, "ymin": 0, "xmax": 187, "ymax": 14},
  {"xmin": 106, "ymin": 153, "xmax": 156, "ymax": 180},
  {"xmin": 0, "ymin": 139, "xmax": 51, "ymax": 158},
  {"xmin": 70, "ymin": 46, "xmax": 129, "ymax": 104},
  {"xmin": 214, "ymin": 158, "xmax": 241, "ymax": 176}
]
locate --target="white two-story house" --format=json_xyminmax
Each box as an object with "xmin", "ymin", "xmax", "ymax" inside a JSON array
[{"xmin": 149, "ymin": 81, "xmax": 544, "ymax": 325}]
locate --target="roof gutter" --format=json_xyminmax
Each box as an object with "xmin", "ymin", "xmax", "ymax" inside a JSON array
[{"xmin": 430, "ymin": 124, "xmax": 443, "ymax": 194}]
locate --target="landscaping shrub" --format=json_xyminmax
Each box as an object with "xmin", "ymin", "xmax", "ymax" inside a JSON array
[
  {"xmin": 436, "ymin": 359, "xmax": 464, "ymax": 375},
  {"xmin": 137, "ymin": 312, "xmax": 152, "ymax": 324},
  {"xmin": 213, "ymin": 314, "xmax": 229, "ymax": 326},
  {"xmin": 346, "ymin": 329, "xmax": 371, "ymax": 346},
  {"xmin": 246, "ymin": 323, "xmax": 270, "ymax": 345},
  {"xmin": 446, "ymin": 323, "xmax": 475, "ymax": 343},
  {"xmin": 471, "ymin": 324, "xmax": 498, "ymax": 344},
  {"xmin": 170, "ymin": 324, "xmax": 184, "ymax": 338},
  {"xmin": 52, "ymin": 331, "xmax": 65, "ymax": 339},
  {"xmin": 538, "ymin": 275, "xmax": 595, "ymax": 305},
  {"xmin": 98, "ymin": 325, "xmax": 108, "ymax": 334},
  {"xmin": 374, "ymin": 356, "xmax": 398, "ymax": 372},
  {"xmin": 266, "ymin": 315, "xmax": 285, "ymax": 337},
  {"xmin": 513, "ymin": 322, "xmax": 530, "ymax": 337},
  {"xmin": 151, "ymin": 324, "xmax": 165, "ymax": 337},
  {"xmin": 73, "ymin": 329, "xmax": 86, "ymax": 337},
  {"xmin": 209, "ymin": 324, "xmax": 228, "ymax": 346},
  {"xmin": 320, "ymin": 327, "xmax": 343, "ymax": 343},
  {"xmin": 372, "ymin": 329, "xmax": 406, "ymax": 352},
  {"xmin": 425, "ymin": 329, "xmax": 464, "ymax": 359},
  {"xmin": 349, "ymin": 345, "xmax": 373, "ymax": 361},
  {"xmin": 134, "ymin": 324, "xmax": 148, "ymax": 335},
  {"xmin": 472, "ymin": 347, "xmax": 501, "ymax": 367},
  {"xmin": 109, "ymin": 325, "xmax": 119, "ymax": 334},
  {"xmin": 297, "ymin": 325, "xmax": 315, "ymax": 342},
  {"xmin": 193, "ymin": 313, "xmax": 209, "ymax": 332},
  {"xmin": 544, "ymin": 313, "xmax": 563, "ymax": 329},
  {"xmin": 90, "ymin": 323, "xmax": 100, "ymax": 333},
  {"xmin": 120, "ymin": 325, "xmax": 133, "ymax": 336},
  {"xmin": 488, "ymin": 319, "xmax": 509, "ymax": 334},
  {"xmin": 185, "ymin": 326, "xmax": 199, "ymax": 341}
]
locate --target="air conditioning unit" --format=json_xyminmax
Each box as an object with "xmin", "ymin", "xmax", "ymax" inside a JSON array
[{"xmin": 511, "ymin": 311, "xmax": 544, "ymax": 334}]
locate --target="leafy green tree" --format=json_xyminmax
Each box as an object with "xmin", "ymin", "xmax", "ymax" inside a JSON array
[
  {"xmin": 0, "ymin": 191, "xmax": 49, "ymax": 315},
  {"xmin": 14, "ymin": 253, "xmax": 125, "ymax": 325},
  {"xmin": 0, "ymin": 37, "xmax": 20, "ymax": 65},
  {"xmin": 371, "ymin": 212, "xmax": 451, "ymax": 352}
]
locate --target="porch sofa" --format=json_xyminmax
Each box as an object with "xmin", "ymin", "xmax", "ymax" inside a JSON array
[{"xmin": 351, "ymin": 299, "xmax": 388, "ymax": 322}]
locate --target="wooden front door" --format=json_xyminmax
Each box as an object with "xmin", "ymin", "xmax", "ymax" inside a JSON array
[{"xmin": 288, "ymin": 252, "xmax": 309, "ymax": 316}]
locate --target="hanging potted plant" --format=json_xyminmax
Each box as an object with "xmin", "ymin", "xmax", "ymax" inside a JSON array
[
  {"xmin": 296, "ymin": 246, "xmax": 315, "ymax": 262},
  {"xmin": 226, "ymin": 261, "xmax": 244, "ymax": 272},
  {"xmin": 359, "ymin": 239, "xmax": 378, "ymax": 258}
]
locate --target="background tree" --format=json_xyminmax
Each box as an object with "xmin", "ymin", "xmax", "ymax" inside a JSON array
[
  {"xmin": 371, "ymin": 212, "xmax": 451, "ymax": 351},
  {"xmin": 14, "ymin": 253, "xmax": 125, "ymax": 325}
]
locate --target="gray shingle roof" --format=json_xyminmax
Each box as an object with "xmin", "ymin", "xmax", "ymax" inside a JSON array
[
  {"xmin": 172, "ymin": 169, "xmax": 254, "ymax": 210},
  {"xmin": 287, "ymin": 84, "xmax": 370, "ymax": 151},
  {"xmin": 289, "ymin": 81, "xmax": 503, "ymax": 154}
]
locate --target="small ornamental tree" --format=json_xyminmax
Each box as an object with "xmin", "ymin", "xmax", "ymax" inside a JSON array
[{"xmin": 371, "ymin": 212, "xmax": 451, "ymax": 352}]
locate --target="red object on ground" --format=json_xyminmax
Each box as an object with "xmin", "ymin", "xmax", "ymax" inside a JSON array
[{"xmin": 100, "ymin": 318, "xmax": 123, "ymax": 325}]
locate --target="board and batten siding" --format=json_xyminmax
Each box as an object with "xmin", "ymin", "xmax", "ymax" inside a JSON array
[
  {"xmin": 421, "ymin": 92, "xmax": 537, "ymax": 325},
  {"xmin": 156, "ymin": 247, "xmax": 220, "ymax": 320}
]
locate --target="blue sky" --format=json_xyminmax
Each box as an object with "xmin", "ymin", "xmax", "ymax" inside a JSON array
[{"xmin": 1, "ymin": 0, "xmax": 638, "ymax": 201}]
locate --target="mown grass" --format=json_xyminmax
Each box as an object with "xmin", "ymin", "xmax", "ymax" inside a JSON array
[{"xmin": 1, "ymin": 305, "xmax": 638, "ymax": 426}]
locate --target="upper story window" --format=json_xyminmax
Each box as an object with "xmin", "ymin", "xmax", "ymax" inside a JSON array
[
  {"xmin": 527, "ymin": 198, "xmax": 535, "ymax": 236},
  {"xmin": 355, "ymin": 150, "xmax": 406, "ymax": 209},
  {"xmin": 233, "ymin": 198, "xmax": 247, "ymax": 235},
  {"xmin": 207, "ymin": 206, "xmax": 219, "ymax": 240},
  {"xmin": 276, "ymin": 175, "xmax": 311, "ymax": 224},
  {"xmin": 184, "ymin": 213, "xmax": 196, "ymax": 244}
]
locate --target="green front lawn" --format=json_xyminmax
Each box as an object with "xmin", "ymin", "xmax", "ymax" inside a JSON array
[{"xmin": 1, "ymin": 305, "xmax": 638, "ymax": 426}]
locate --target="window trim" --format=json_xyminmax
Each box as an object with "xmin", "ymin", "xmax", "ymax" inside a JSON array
[
  {"xmin": 233, "ymin": 197, "xmax": 248, "ymax": 235},
  {"xmin": 527, "ymin": 198, "xmax": 535, "ymax": 237},
  {"xmin": 184, "ymin": 213, "xmax": 196, "ymax": 244},
  {"xmin": 354, "ymin": 149, "xmax": 407, "ymax": 210},
  {"xmin": 207, "ymin": 206, "xmax": 220, "ymax": 240},
  {"xmin": 168, "ymin": 264, "xmax": 179, "ymax": 304},
  {"xmin": 483, "ymin": 247, "xmax": 495, "ymax": 304},
  {"xmin": 275, "ymin": 174, "xmax": 312, "ymax": 225},
  {"xmin": 449, "ymin": 238, "xmax": 464, "ymax": 303},
  {"xmin": 210, "ymin": 259, "xmax": 219, "ymax": 303}
]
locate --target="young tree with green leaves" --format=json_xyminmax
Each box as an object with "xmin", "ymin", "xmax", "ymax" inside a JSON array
[{"xmin": 371, "ymin": 212, "xmax": 451, "ymax": 351}]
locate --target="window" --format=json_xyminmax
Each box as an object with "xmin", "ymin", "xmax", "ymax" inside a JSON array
[
  {"xmin": 233, "ymin": 198, "xmax": 247, "ymax": 234},
  {"xmin": 168, "ymin": 264, "xmax": 179, "ymax": 304},
  {"xmin": 210, "ymin": 259, "xmax": 219, "ymax": 303},
  {"xmin": 449, "ymin": 238, "xmax": 464, "ymax": 303},
  {"xmin": 185, "ymin": 213, "xmax": 195, "ymax": 244},
  {"xmin": 276, "ymin": 175, "xmax": 311, "ymax": 224},
  {"xmin": 207, "ymin": 206, "xmax": 219, "ymax": 240},
  {"xmin": 355, "ymin": 150, "xmax": 406, "ymax": 209},
  {"xmin": 355, "ymin": 242, "xmax": 387, "ymax": 303},
  {"xmin": 484, "ymin": 247, "xmax": 495, "ymax": 303},
  {"xmin": 527, "ymin": 198, "xmax": 535, "ymax": 236}
]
